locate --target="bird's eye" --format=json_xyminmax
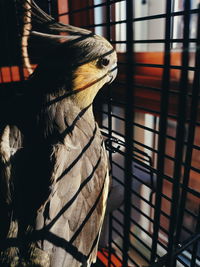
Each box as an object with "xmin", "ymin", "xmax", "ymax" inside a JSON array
[{"xmin": 98, "ymin": 58, "xmax": 110, "ymax": 67}]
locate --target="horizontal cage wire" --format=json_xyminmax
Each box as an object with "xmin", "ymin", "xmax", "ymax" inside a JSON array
[{"xmin": 0, "ymin": 0, "xmax": 200, "ymax": 267}]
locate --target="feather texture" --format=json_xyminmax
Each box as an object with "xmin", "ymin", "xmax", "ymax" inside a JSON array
[{"xmin": 0, "ymin": 1, "xmax": 117, "ymax": 266}]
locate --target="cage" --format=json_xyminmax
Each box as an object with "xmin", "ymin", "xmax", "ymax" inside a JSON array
[{"xmin": 0, "ymin": 0, "xmax": 200, "ymax": 266}]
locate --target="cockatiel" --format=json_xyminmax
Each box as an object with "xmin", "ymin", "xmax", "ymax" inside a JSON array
[{"xmin": 0, "ymin": 1, "xmax": 117, "ymax": 266}]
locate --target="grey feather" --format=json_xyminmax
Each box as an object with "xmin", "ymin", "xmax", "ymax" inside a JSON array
[{"xmin": 0, "ymin": 1, "xmax": 117, "ymax": 266}]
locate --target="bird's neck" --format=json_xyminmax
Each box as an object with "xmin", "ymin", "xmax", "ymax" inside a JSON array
[
  {"xmin": 20, "ymin": 89, "xmax": 96, "ymax": 146},
  {"xmin": 72, "ymin": 86, "xmax": 99, "ymax": 109},
  {"xmin": 38, "ymin": 94, "xmax": 95, "ymax": 142},
  {"xmin": 71, "ymin": 63, "xmax": 106, "ymax": 109}
]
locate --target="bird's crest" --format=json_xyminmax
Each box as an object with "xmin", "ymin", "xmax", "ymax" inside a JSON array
[
  {"xmin": 17, "ymin": 0, "xmax": 93, "ymax": 35},
  {"xmin": 15, "ymin": 0, "xmax": 115, "ymax": 76}
]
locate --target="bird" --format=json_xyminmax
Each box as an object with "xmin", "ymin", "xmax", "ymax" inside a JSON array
[{"xmin": 0, "ymin": 0, "xmax": 117, "ymax": 266}]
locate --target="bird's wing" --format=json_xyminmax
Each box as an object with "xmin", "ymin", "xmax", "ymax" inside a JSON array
[
  {"xmin": 32, "ymin": 113, "xmax": 110, "ymax": 267},
  {"xmin": 0, "ymin": 124, "xmax": 23, "ymax": 252},
  {"xmin": 0, "ymin": 103, "xmax": 110, "ymax": 267}
]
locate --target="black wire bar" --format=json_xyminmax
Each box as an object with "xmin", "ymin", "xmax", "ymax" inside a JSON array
[{"xmin": 167, "ymin": 1, "xmax": 190, "ymax": 266}]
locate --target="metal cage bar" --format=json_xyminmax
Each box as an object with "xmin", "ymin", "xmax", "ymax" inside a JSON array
[{"xmin": 122, "ymin": 0, "xmax": 134, "ymax": 266}]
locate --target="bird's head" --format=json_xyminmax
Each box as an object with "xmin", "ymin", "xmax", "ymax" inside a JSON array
[
  {"xmin": 23, "ymin": 0, "xmax": 117, "ymax": 108},
  {"xmin": 70, "ymin": 34, "xmax": 117, "ymax": 108}
]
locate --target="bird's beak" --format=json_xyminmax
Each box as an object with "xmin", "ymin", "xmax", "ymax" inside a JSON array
[{"xmin": 108, "ymin": 63, "xmax": 118, "ymax": 84}]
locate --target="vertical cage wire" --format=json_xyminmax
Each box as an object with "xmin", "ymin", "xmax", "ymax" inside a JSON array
[
  {"xmin": 151, "ymin": 0, "xmax": 172, "ymax": 264},
  {"xmin": 122, "ymin": 0, "xmax": 134, "ymax": 266},
  {"xmin": 105, "ymin": 2, "xmax": 113, "ymax": 267},
  {"xmin": 175, "ymin": 2, "xmax": 200, "ymax": 248},
  {"xmin": 168, "ymin": 1, "xmax": 190, "ymax": 266}
]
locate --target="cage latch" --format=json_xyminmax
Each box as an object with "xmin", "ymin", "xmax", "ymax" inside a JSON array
[{"xmin": 105, "ymin": 137, "xmax": 124, "ymax": 153}]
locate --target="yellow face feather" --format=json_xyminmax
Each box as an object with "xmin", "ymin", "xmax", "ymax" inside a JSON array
[
  {"xmin": 72, "ymin": 50, "xmax": 117, "ymax": 109},
  {"xmin": 72, "ymin": 61, "xmax": 107, "ymax": 108}
]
